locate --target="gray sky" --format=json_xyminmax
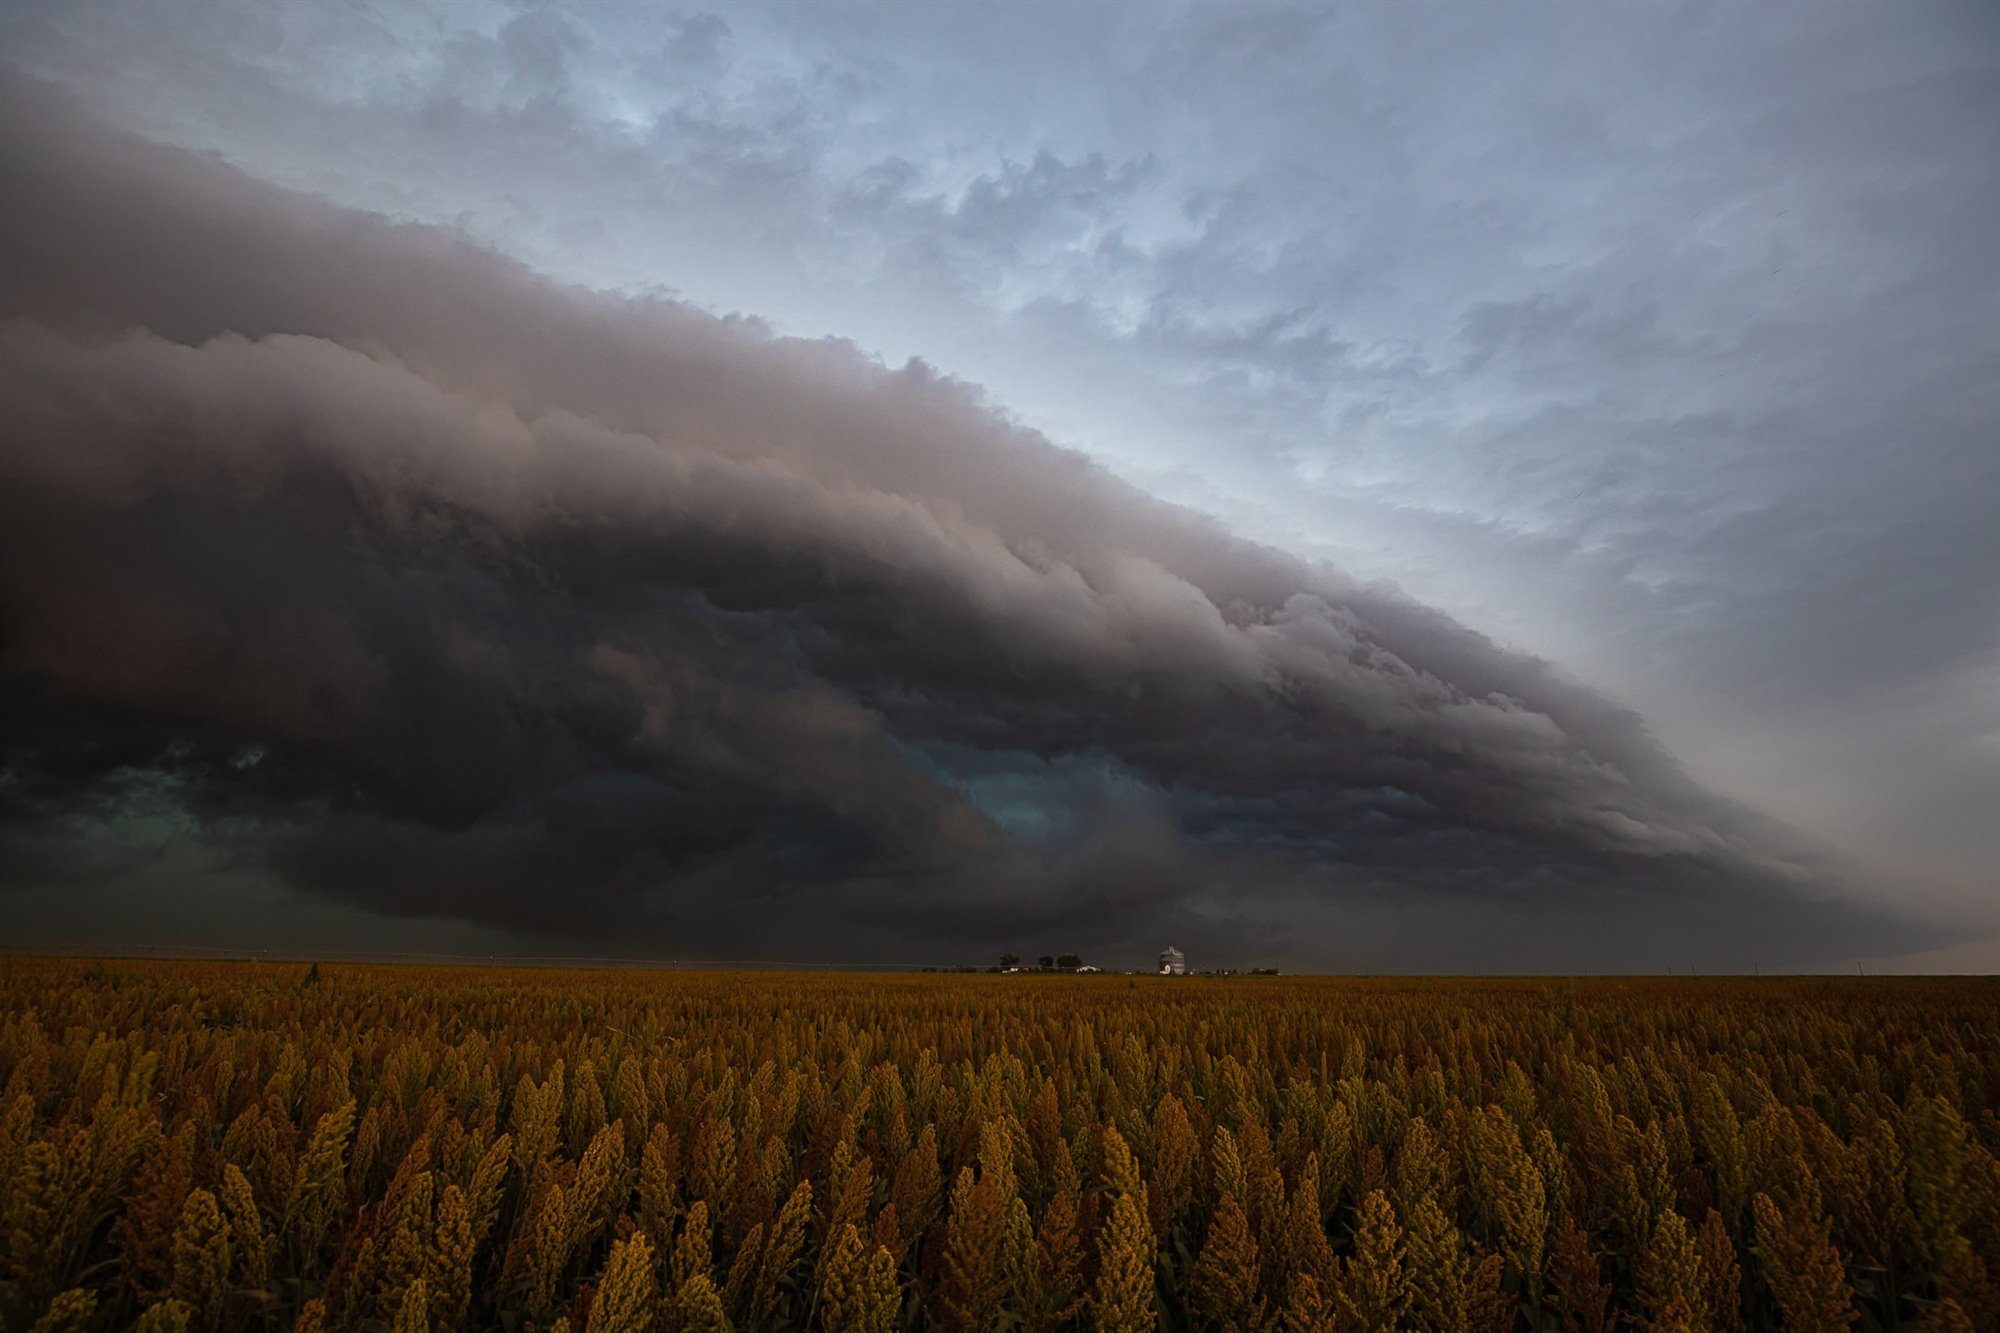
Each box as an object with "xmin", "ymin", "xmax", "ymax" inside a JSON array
[{"xmin": 1, "ymin": 1, "xmax": 1995, "ymax": 970}]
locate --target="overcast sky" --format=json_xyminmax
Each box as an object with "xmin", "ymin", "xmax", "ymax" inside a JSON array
[{"xmin": 1, "ymin": 0, "xmax": 1994, "ymax": 970}]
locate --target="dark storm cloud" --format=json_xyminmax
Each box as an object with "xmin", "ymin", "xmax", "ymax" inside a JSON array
[{"xmin": 0, "ymin": 80, "xmax": 1933, "ymax": 965}]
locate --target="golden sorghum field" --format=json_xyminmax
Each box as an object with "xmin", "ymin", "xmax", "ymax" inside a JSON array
[{"xmin": 0, "ymin": 963, "xmax": 1994, "ymax": 1332}]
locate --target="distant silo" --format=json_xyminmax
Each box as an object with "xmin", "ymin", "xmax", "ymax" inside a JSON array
[{"xmin": 1158, "ymin": 945, "xmax": 1186, "ymax": 975}]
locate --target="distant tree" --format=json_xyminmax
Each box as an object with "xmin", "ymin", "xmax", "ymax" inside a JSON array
[
  {"xmin": 1000, "ymin": 953, "xmax": 1020, "ymax": 968},
  {"xmin": 1039, "ymin": 955, "xmax": 1055, "ymax": 970},
  {"xmin": 1057, "ymin": 954, "xmax": 1083, "ymax": 970}
]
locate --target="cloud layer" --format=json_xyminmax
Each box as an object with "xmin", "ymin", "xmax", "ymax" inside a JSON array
[{"xmin": 0, "ymin": 81, "xmax": 1938, "ymax": 967}]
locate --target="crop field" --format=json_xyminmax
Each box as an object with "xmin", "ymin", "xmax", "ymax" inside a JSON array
[{"xmin": 0, "ymin": 963, "xmax": 1994, "ymax": 1332}]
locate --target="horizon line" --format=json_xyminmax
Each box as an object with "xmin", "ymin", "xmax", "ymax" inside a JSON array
[{"xmin": 2, "ymin": 944, "xmax": 1990, "ymax": 978}]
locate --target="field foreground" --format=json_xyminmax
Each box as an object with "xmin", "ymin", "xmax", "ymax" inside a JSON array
[{"xmin": 0, "ymin": 963, "xmax": 1995, "ymax": 1331}]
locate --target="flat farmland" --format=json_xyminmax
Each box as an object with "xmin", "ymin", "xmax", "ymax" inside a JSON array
[{"xmin": 0, "ymin": 963, "xmax": 1993, "ymax": 1331}]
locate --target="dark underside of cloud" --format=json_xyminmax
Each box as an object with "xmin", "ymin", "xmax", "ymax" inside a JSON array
[{"xmin": 0, "ymin": 80, "xmax": 1938, "ymax": 967}]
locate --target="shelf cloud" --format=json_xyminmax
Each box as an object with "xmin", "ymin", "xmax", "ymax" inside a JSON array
[{"xmin": 0, "ymin": 80, "xmax": 1940, "ymax": 968}]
